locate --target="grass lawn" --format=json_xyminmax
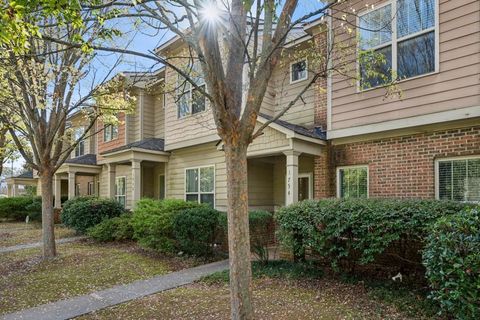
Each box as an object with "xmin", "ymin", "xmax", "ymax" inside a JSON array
[
  {"xmin": 0, "ymin": 222, "xmax": 77, "ymax": 247},
  {"xmin": 79, "ymin": 262, "xmax": 440, "ymax": 320},
  {"xmin": 0, "ymin": 240, "xmax": 209, "ymax": 315}
]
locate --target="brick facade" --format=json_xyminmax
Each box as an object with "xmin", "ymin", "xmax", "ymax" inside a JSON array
[
  {"xmin": 97, "ymin": 112, "xmax": 126, "ymax": 159},
  {"xmin": 314, "ymin": 126, "xmax": 480, "ymax": 199}
]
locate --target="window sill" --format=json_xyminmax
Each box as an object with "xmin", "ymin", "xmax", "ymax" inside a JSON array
[
  {"xmin": 177, "ymin": 108, "xmax": 209, "ymax": 120},
  {"xmin": 290, "ymin": 77, "xmax": 308, "ymax": 85}
]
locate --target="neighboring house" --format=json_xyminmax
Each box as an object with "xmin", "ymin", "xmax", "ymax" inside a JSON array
[
  {"xmin": 5, "ymin": 171, "xmax": 37, "ymax": 197},
  {"xmin": 14, "ymin": 0, "xmax": 480, "ymax": 209}
]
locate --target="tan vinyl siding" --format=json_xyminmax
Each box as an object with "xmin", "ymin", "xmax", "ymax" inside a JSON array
[
  {"xmin": 331, "ymin": 0, "xmax": 480, "ymax": 131},
  {"xmin": 272, "ymin": 56, "xmax": 316, "ymax": 128},
  {"xmin": 248, "ymin": 125, "xmax": 289, "ymax": 154},
  {"xmin": 248, "ymin": 160, "xmax": 274, "ymax": 209},
  {"xmin": 143, "ymin": 93, "xmax": 155, "ymax": 139},
  {"xmin": 166, "ymin": 142, "xmax": 227, "ymax": 210},
  {"xmin": 154, "ymin": 93, "xmax": 165, "ymax": 139}
]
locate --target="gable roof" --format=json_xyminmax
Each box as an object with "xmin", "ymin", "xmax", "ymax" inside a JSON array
[
  {"xmin": 259, "ymin": 113, "xmax": 326, "ymax": 140},
  {"xmin": 101, "ymin": 138, "xmax": 165, "ymax": 155},
  {"xmin": 65, "ymin": 154, "xmax": 97, "ymax": 166},
  {"xmin": 14, "ymin": 171, "xmax": 34, "ymax": 179}
]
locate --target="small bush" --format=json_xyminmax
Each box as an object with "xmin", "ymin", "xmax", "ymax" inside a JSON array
[
  {"xmin": 423, "ymin": 207, "xmax": 480, "ymax": 319},
  {"xmin": 61, "ymin": 197, "xmax": 125, "ymax": 233},
  {"xmin": 173, "ymin": 206, "xmax": 220, "ymax": 256},
  {"xmin": 87, "ymin": 214, "xmax": 134, "ymax": 242},
  {"xmin": 131, "ymin": 198, "xmax": 200, "ymax": 252},
  {"xmin": 276, "ymin": 198, "xmax": 470, "ymax": 268},
  {"xmin": 0, "ymin": 196, "xmax": 42, "ymax": 221}
]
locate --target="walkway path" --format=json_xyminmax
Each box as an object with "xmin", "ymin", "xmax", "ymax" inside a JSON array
[
  {"xmin": 0, "ymin": 236, "xmax": 86, "ymax": 254},
  {"xmin": 1, "ymin": 259, "xmax": 229, "ymax": 320}
]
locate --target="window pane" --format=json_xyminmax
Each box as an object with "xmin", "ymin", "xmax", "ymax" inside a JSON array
[
  {"xmin": 359, "ymin": 5, "xmax": 392, "ymax": 50},
  {"xmin": 340, "ymin": 168, "xmax": 368, "ymax": 199},
  {"xmin": 200, "ymin": 167, "xmax": 214, "ymax": 192},
  {"xmin": 177, "ymin": 92, "xmax": 190, "ymax": 118},
  {"xmin": 111, "ymin": 125, "xmax": 118, "ymax": 139},
  {"xmin": 438, "ymin": 161, "xmax": 452, "ymax": 200},
  {"xmin": 104, "ymin": 125, "xmax": 111, "ymax": 141},
  {"xmin": 291, "ymin": 61, "xmax": 307, "ymax": 82},
  {"xmin": 186, "ymin": 169, "xmax": 199, "ymax": 193},
  {"xmin": 397, "ymin": 0, "xmax": 435, "ymax": 38},
  {"xmin": 200, "ymin": 194, "xmax": 214, "ymax": 207},
  {"xmin": 186, "ymin": 194, "xmax": 199, "ymax": 203},
  {"xmin": 360, "ymin": 46, "xmax": 392, "ymax": 89},
  {"xmin": 192, "ymin": 85, "xmax": 206, "ymax": 114},
  {"xmin": 398, "ymin": 31, "xmax": 435, "ymax": 79},
  {"xmin": 466, "ymin": 159, "xmax": 480, "ymax": 201},
  {"xmin": 452, "ymin": 160, "xmax": 467, "ymax": 201}
]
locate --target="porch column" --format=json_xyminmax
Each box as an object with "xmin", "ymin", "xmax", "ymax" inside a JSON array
[
  {"xmin": 107, "ymin": 163, "xmax": 116, "ymax": 199},
  {"xmin": 131, "ymin": 160, "xmax": 142, "ymax": 208},
  {"xmin": 54, "ymin": 174, "xmax": 62, "ymax": 208},
  {"xmin": 68, "ymin": 171, "xmax": 76, "ymax": 200},
  {"xmin": 7, "ymin": 184, "xmax": 12, "ymax": 197},
  {"xmin": 284, "ymin": 151, "xmax": 301, "ymax": 205}
]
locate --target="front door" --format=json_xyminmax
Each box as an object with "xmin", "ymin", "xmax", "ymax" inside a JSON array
[{"xmin": 298, "ymin": 174, "xmax": 312, "ymax": 201}]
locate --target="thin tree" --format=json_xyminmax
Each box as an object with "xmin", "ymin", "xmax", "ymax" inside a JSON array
[{"xmin": 0, "ymin": 9, "xmax": 136, "ymax": 258}]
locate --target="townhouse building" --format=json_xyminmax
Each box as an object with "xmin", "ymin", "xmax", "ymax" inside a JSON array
[{"xmin": 12, "ymin": 0, "xmax": 480, "ymax": 209}]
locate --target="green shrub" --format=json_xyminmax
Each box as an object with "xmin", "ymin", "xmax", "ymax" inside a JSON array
[
  {"xmin": 87, "ymin": 213, "xmax": 134, "ymax": 242},
  {"xmin": 61, "ymin": 197, "xmax": 125, "ymax": 233},
  {"xmin": 173, "ymin": 206, "xmax": 220, "ymax": 256},
  {"xmin": 131, "ymin": 198, "xmax": 200, "ymax": 252},
  {"xmin": 276, "ymin": 198, "xmax": 469, "ymax": 268},
  {"xmin": 423, "ymin": 207, "xmax": 480, "ymax": 319},
  {"xmin": 0, "ymin": 196, "xmax": 42, "ymax": 221}
]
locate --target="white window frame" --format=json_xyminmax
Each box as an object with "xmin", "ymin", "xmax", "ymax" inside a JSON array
[
  {"xmin": 73, "ymin": 127, "xmax": 85, "ymax": 158},
  {"xmin": 184, "ymin": 165, "xmax": 215, "ymax": 207},
  {"xmin": 103, "ymin": 124, "xmax": 119, "ymax": 142},
  {"xmin": 356, "ymin": 0, "xmax": 440, "ymax": 92},
  {"xmin": 298, "ymin": 172, "xmax": 314, "ymax": 200},
  {"xmin": 336, "ymin": 165, "xmax": 370, "ymax": 198},
  {"xmin": 435, "ymin": 155, "xmax": 480, "ymax": 201},
  {"xmin": 115, "ymin": 176, "xmax": 126, "ymax": 207},
  {"xmin": 290, "ymin": 59, "xmax": 309, "ymax": 84}
]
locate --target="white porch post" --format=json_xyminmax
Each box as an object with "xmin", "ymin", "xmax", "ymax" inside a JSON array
[
  {"xmin": 131, "ymin": 160, "xmax": 142, "ymax": 208},
  {"xmin": 68, "ymin": 171, "xmax": 76, "ymax": 200},
  {"xmin": 284, "ymin": 151, "xmax": 301, "ymax": 205},
  {"xmin": 7, "ymin": 184, "xmax": 12, "ymax": 197},
  {"xmin": 12, "ymin": 183, "xmax": 17, "ymax": 197},
  {"xmin": 54, "ymin": 174, "xmax": 62, "ymax": 208},
  {"xmin": 107, "ymin": 163, "xmax": 116, "ymax": 199}
]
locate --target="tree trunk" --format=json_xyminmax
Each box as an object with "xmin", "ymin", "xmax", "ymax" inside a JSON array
[
  {"xmin": 224, "ymin": 143, "xmax": 254, "ymax": 320},
  {"xmin": 40, "ymin": 173, "xmax": 56, "ymax": 258}
]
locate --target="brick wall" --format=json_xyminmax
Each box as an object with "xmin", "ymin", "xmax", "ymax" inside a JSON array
[
  {"xmin": 314, "ymin": 126, "xmax": 480, "ymax": 199},
  {"xmin": 97, "ymin": 113, "xmax": 126, "ymax": 159}
]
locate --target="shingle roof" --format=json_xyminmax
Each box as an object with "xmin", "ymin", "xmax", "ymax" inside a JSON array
[
  {"xmin": 65, "ymin": 154, "xmax": 97, "ymax": 166},
  {"xmin": 260, "ymin": 114, "xmax": 326, "ymax": 140},
  {"xmin": 101, "ymin": 138, "xmax": 165, "ymax": 155},
  {"xmin": 14, "ymin": 171, "xmax": 34, "ymax": 179}
]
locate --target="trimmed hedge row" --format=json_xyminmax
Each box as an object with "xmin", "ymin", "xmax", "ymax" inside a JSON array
[
  {"xmin": 0, "ymin": 196, "xmax": 42, "ymax": 221},
  {"xmin": 276, "ymin": 198, "xmax": 478, "ymax": 319}
]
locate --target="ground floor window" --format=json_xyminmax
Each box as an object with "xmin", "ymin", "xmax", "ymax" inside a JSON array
[
  {"xmin": 298, "ymin": 173, "xmax": 313, "ymax": 201},
  {"xmin": 115, "ymin": 176, "xmax": 126, "ymax": 207},
  {"xmin": 437, "ymin": 156, "xmax": 480, "ymax": 202},
  {"xmin": 185, "ymin": 166, "xmax": 215, "ymax": 207},
  {"xmin": 337, "ymin": 166, "xmax": 369, "ymax": 199}
]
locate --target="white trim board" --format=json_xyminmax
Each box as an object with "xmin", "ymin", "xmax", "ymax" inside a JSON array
[{"xmin": 328, "ymin": 106, "xmax": 480, "ymax": 140}]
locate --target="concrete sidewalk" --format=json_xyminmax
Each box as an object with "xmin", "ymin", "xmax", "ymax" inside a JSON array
[
  {"xmin": 0, "ymin": 237, "xmax": 86, "ymax": 254},
  {"xmin": 1, "ymin": 259, "xmax": 229, "ymax": 320}
]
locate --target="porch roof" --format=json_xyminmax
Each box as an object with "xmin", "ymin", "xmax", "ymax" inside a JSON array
[
  {"xmin": 259, "ymin": 114, "xmax": 327, "ymax": 141},
  {"xmin": 101, "ymin": 138, "xmax": 165, "ymax": 156},
  {"xmin": 65, "ymin": 154, "xmax": 97, "ymax": 166}
]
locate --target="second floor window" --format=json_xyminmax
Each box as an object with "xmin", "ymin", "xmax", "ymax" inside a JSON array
[
  {"xmin": 359, "ymin": 0, "xmax": 436, "ymax": 89},
  {"xmin": 74, "ymin": 128, "xmax": 85, "ymax": 157},
  {"xmin": 177, "ymin": 63, "xmax": 206, "ymax": 118},
  {"xmin": 290, "ymin": 60, "xmax": 308, "ymax": 83},
  {"xmin": 337, "ymin": 166, "xmax": 369, "ymax": 199},
  {"xmin": 103, "ymin": 124, "xmax": 118, "ymax": 142}
]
